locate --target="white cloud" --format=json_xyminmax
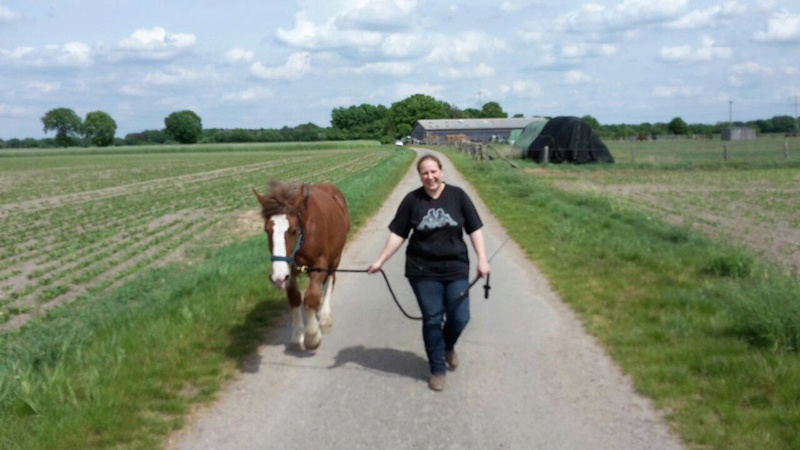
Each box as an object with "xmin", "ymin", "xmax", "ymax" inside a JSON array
[
  {"xmin": 0, "ymin": 5, "xmax": 21, "ymax": 23},
  {"xmin": 500, "ymin": 1, "xmax": 529, "ymax": 12},
  {"xmin": 142, "ymin": 68, "xmax": 200, "ymax": 86},
  {"xmin": 54, "ymin": 42, "xmax": 93, "ymax": 66},
  {"xmin": 666, "ymin": 2, "xmax": 746, "ymax": 30},
  {"xmin": 116, "ymin": 27, "xmax": 196, "ymax": 61},
  {"xmin": 753, "ymin": 10, "xmax": 800, "ymax": 43},
  {"xmin": 555, "ymin": 0, "xmax": 688, "ymax": 32},
  {"xmin": 338, "ymin": 0, "xmax": 418, "ymax": 30},
  {"xmin": 348, "ymin": 61, "xmax": 414, "ymax": 77},
  {"xmin": 225, "ymin": 48, "xmax": 254, "ymax": 64},
  {"xmin": 659, "ymin": 36, "xmax": 732, "ymax": 63},
  {"xmin": 425, "ymin": 32, "xmax": 506, "ymax": 64},
  {"xmin": 223, "ymin": 86, "xmax": 274, "ymax": 102},
  {"xmin": 438, "ymin": 63, "xmax": 495, "ymax": 79},
  {"xmin": 394, "ymin": 82, "xmax": 442, "ymax": 99},
  {"xmin": 0, "ymin": 42, "xmax": 92, "ymax": 67},
  {"xmin": 616, "ymin": 0, "xmax": 688, "ymax": 22},
  {"xmin": 381, "ymin": 33, "xmax": 426, "ymax": 58},
  {"xmin": 563, "ymin": 70, "xmax": 593, "ymax": 85},
  {"xmin": 276, "ymin": 12, "xmax": 382, "ymax": 51},
  {"xmin": 730, "ymin": 61, "xmax": 773, "ymax": 75},
  {"xmin": 28, "ymin": 81, "xmax": 61, "ymax": 94},
  {"xmin": 474, "ymin": 63, "xmax": 496, "ymax": 77},
  {"xmin": 499, "ymin": 80, "xmax": 542, "ymax": 99},
  {"xmin": 0, "ymin": 103, "xmax": 32, "ymax": 118},
  {"xmin": 728, "ymin": 61, "xmax": 774, "ymax": 88},
  {"xmin": 1, "ymin": 47, "xmax": 34, "ymax": 59},
  {"xmin": 651, "ymin": 84, "xmax": 703, "ymax": 98},
  {"xmin": 560, "ymin": 43, "xmax": 616, "ymax": 59},
  {"xmin": 251, "ymin": 52, "xmax": 311, "ymax": 80}
]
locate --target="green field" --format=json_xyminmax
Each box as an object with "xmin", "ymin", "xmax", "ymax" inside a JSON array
[
  {"xmin": 452, "ymin": 143, "xmax": 800, "ymax": 450},
  {"xmin": 0, "ymin": 142, "xmax": 392, "ymax": 328}
]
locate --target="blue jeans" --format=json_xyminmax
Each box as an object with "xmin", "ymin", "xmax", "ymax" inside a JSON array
[{"xmin": 409, "ymin": 278, "xmax": 470, "ymax": 376}]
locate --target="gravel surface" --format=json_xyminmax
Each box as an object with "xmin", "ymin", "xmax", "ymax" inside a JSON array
[{"xmin": 169, "ymin": 149, "xmax": 684, "ymax": 450}]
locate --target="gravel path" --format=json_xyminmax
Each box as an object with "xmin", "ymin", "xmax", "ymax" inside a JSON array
[{"xmin": 169, "ymin": 149, "xmax": 683, "ymax": 450}]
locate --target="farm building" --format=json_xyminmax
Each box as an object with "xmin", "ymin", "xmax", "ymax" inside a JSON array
[
  {"xmin": 722, "ymin": 127, "xmax": 756, "ymax": 141},
  {"xmin": 410, "ymin": 118, "xmax": 543, "ymax": 144}
]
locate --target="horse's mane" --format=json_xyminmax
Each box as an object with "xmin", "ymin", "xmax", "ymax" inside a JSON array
[{"xmin": 259, "ymin": 180, "xmax": 309, "ymax": 218}]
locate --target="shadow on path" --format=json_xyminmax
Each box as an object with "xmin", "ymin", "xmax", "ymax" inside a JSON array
[{"xmin": 329, "ymin": 345, "xmax": 428, "ymax": 381}]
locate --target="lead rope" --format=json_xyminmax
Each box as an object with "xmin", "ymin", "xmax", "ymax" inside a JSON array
[
  {"xmin": 302, "ymin": 267, "xmax": 422, "ymax": 320},
  {"xmin": 299, "ymin": 238, "xmax": 508, "ymax": 321}
]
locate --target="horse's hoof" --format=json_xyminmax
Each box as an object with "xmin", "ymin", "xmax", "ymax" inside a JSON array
[
  {"xmin": 290, "ymin": 341, "xmax": 306, "ymax": 352},
  {"xmin": 304, "ymin": 331, "xmax": 322, "ymax": 350},
  {"xmin": 320, "ymin": 321, "xmax": 332, "ymax": 335}
]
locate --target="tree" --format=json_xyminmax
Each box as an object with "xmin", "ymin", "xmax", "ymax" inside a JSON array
[
  {"xmin": 330, "ymin": 104, "xmax": 388, "ymax": 139},
  {"xmin": 164, "ymin": 110, "xmax": 203, "ymax": 144},
  {"xmin": 581, "ymin": 115, "xmax": 601, "ymax": 133},
  {"xmin": 480, "ymin": 101, "xmax": 507, "ymax": 118},
  {"xmin": 83, "ymin": 111, "xmax": 117, "ymax": 147},
  {"xmin": 667, "ymin": 117, "xmax": 688, "ymax": 135},
  {"xmin": 388, "ymin": 94, "xmax": 450, "ymax": 136},
  {"xmin": 41, "ymin": 107, "xmax": 83, "ymax": 147}
]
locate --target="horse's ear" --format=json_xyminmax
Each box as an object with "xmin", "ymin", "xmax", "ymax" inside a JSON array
[
  {"xmin": 292, "ymin": 184, "xmax": 311, "ymax": 209},
  {"xmin": 253, "ymin": 189, "xmax": 268, "ymax": 206}
]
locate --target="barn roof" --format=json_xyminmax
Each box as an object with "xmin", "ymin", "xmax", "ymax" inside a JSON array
[{"xmin": 415, "ymin": 118, "xmax": 542, "ymax": 131}]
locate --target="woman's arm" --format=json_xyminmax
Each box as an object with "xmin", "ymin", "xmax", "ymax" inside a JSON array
[
  {"xmin": 469, "ymin": 228, "xmax": 490, "ymax": 278},
  {"xmin": 367, "ymin": 232, "xmax": 406, "ymax": 274}
]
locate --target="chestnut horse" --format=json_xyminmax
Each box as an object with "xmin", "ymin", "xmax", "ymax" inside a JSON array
[{"xmin": 254, "ymin": 181, "xmax": 350, "ymax": 351}]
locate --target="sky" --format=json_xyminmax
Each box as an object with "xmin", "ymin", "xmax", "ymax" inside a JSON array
[{"xmin": 1, "ymin": 0, "xmax": 799, "ymax": 140}]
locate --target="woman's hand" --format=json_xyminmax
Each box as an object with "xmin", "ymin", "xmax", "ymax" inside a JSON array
[{"xmin": 367, "ymin": 260, "xmax": 383, "ymax": 274}]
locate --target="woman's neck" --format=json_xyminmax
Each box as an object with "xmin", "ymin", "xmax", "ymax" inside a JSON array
[{"xmin": 425, "ymin": 182, "xmax": 445, "ymax": 199}]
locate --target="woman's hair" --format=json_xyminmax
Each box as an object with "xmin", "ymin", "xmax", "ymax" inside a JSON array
[{"xmin": 416, "ymin": 154, "xmax": 442, "ymax": 172}]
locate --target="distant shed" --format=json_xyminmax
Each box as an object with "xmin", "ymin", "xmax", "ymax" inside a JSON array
[
  {"xmin": 411, "ymin": 118, "xmax": 542, "ymax": 144},
  {"xmin": 722, "ymin": 127, "xmax": 756, "ymax": 141}
]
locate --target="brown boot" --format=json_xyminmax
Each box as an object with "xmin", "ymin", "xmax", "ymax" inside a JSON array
[
  {"xmin": 428, "ymin": 374, "xmax": 445, "ymax": 391},
  {"xmin": 445, "ymin": 350, "xmax": 459, "ymax": 370}
]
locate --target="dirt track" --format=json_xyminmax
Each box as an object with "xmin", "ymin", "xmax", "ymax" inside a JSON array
[{"xmin": 169, "ymin": 149, "xmax": 684, "ymax": 449}]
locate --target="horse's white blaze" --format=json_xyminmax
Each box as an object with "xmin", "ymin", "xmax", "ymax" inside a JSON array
[{"xmin": 269, "ymin": 214, "xmax": 291, "ymax": 287}]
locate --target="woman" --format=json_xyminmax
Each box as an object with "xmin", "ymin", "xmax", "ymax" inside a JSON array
[{"xmin": 368, "ymin": 154, "xmax": 490, "ymax": 391}]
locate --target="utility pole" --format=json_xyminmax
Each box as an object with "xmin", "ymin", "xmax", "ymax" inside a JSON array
[
  {"xmin": 794, "ymin": 95, "xmax": 799, "ymax": 133},
  {"xmin": 728, "ymin": 100, "xmax": 733, "ymax": 128}
]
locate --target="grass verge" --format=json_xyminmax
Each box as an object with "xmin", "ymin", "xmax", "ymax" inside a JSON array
[
  {"xmin": 0, "ymin": 148, "xmax": 415, "ymax": 449},
  {"xmin": 450, "ymin": 150, "xmax": 800, "ymax": 450}
]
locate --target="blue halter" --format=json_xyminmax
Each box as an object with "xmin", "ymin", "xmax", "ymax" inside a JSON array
[{"xmin": 270, "ymin": 214, "xmax": 304, "ymax": 269}]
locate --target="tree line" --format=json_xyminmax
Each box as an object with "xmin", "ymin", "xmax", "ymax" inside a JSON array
[{"xmin": 2, "ymin": 94, "xmax": 798, "ymax": 149}]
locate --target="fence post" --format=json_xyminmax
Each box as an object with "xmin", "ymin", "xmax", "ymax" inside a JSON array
[
  {"xmin": 543, "ymin": 146, "xmax": 550, "ymax": 164},
  {"xmin": 723, "ymin": 144, "xmax": 728, "ymax": 161},
  {"xmin": 784, "ymin": 141, "xmax": 789, "ymax": 160},
  {"xmin": 630, "ymin": 147, "xmax": 635, "ymax": 165}
]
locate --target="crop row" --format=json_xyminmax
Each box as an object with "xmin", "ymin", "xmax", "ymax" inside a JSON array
[{"xmin": 0, "ymin": 148, "xmax": 392, "ymax": 328}]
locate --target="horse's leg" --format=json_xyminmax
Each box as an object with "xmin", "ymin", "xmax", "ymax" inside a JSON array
[
  {"xmin": 287, "ymin": 275, "xmax": 305, "ymax": 351},
  {"xmin": 302, "ymin": 271, "xmax": 326, "ymax": 350},
  {"xmin": 319, "ymin": 273, "xmax": 335, "ymax": 334}
]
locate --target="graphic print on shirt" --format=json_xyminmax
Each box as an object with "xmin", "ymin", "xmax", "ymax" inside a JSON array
[{"xmin": 417, "ymin": 208, "xmax": 458, "ymax": 230}]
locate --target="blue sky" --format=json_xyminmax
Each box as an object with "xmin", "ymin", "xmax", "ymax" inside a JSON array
[{"xmin": 1, "ymin": 0, "xmax": 799, "ymax": 139}]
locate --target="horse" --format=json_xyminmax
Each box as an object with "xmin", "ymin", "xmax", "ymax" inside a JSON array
[{"xmin": 254, "ymin": 180, "xmax": 350, "ymax": 351}]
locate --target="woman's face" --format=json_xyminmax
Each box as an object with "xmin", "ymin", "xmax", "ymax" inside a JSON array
[{"xmin": 418, "ymin": 158, "xmax": 443, "ymax": 192}]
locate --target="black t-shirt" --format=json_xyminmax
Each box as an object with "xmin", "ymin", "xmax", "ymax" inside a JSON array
[{"xmin": 388, "ymin": 184, "xmax": 483, "ymax": 280}]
